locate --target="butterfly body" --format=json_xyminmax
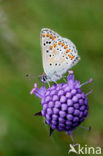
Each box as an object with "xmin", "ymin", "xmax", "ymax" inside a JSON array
[{"xmin": 40, "ymin": 28, "xmax": 80, "ymax": 82}]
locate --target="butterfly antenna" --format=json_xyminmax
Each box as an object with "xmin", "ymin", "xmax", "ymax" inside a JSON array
[{"xmin": 25, "ymin": 73, "xmax": 43, "ymax": 83}]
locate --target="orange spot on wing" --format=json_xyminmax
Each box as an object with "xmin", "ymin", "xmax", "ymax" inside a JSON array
[
  {"xmin": 66, "ymin": 49, "xmax": 70, "ymax": 53},
  {"xmin": 46, "ymin": 34, "xmax": 49, "ymax": 37},
  {"xmin": 53, "ymin": 37, "xmax": 56, "ymax": 40},
  {"xmin": 54, "ymin": 43, "xmax": 57, "ymax": 47},
  {"xmin": 50, "ymin": 35, "xmax": 53, "ymax": 39},
  {"xmin": 50, "ymin": 46, "xmax": 53, "ymax": 50},
  {"xmin": 42, "ymin": 34, "xmax": 45, "ymax": 37},
  {"xmin": 64, "ymin": 46, "xmax": 68, "ymax": 49},
  {"xmin": 58, "ymin": 42, "xmax": 61, "ymax": 45},
  {"xmin": 68, "ymin": 54, "xmax": 74, "ymax": 60},
  {"xmin": 62, "ymin": 43, "xmax": 65, "ymax": 46}
]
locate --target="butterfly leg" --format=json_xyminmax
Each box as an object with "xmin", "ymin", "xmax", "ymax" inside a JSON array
[
  {"xmin": 47, "ymin": 81, "xmax": 50, "ymax": 88},
  {"xmin": 54, "ymin": 81, "xmax": 57, "ymax": 85},
  {"xmin": 54, "ymin": 72, "xmax": 61, "ymax": 82},
  {"xmin": 63, "ymin": 77, "xmax": 66, "ymax": 82}
]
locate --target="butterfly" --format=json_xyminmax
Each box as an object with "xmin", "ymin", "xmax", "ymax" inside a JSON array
[{"xmin": 40, "ymin": 28, "xmax": 80, "ymax": 82}]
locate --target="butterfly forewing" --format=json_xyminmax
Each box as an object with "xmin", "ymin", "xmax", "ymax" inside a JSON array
[{"xmin": 40, "ymin": 28, "xmax": 80, "ymax": 82}]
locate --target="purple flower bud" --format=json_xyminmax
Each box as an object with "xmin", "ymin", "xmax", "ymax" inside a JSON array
[
  {"xmin": 51, "ymin": 90, "xmax": 56, "ymax": 95},
  {"xmin": 67, "ymin": 99, "xmax": 73, "ymax": 106},
  {"xmin": 68, "ymin": 107, "xmax": 74, "ymax": 114},
  {"xmin": 79, "ymin": 99, "xmax": 84, "ymax": 105},
  {"xmin": 51, "ymin": 120, "xmax": 57, "ymax": 125},
  {"xmin": 60, "ymin": 96, "xmax": 66, "ymax": 103},
  {"xmin": 71, "ymin": 89, "xmax": 76, "ymax": 95},
  {"xmin": 53, "ymin": 95, "xmax": 59, "ymax": 101},
  {"xmin": 73, "ymin": 117, "xmax": 79, "ymax": 122},
  {"xmin": 51, "ymin": 124, "xmax": 56, "ymax": 129},
  {"xmin": 59, "ymin": 111, "xmax": 66, "ymax": 118},
  {"xmin": 46, "ymin": 114, "xmax": 51, "ymax": 120},
  {"xmin": 48, "ymin": 101, "xmax": 54, "ymax": 108},
  {"xmin": 45, "ymin": 91, "xmax": 50, "ymax": 96},
  {"xmin": 53, "ymin": 108, "xmax": 59, "ymax": 114},
  {"xmin": 58, "ymin": 90, "xmax": 64, "ymax": 96},
  {"xmin": 84, "ymin": 110, "xmax": 88, "ymax": 117},
  {"xmin": 67, "ymin": 114, "xmax": 73, "ymax": 121},
  {"xmin": 61, "ymin": 104, "xmax": 68, "ymax": 111},
  {"xmin": 76, "ymin": 94, "xmax": 81, "ymax": 99},
  {"xmin": 47, "ymin": 108, "xmax": 52, "ymax": 115},
  {"xmin": 74, "ymin": 110, "xmax": 80, "ymax": 116},
  {"xmin": 66, "ymin": 92, "xmax": 72, "ymax": 98},
  {"xmin": 41, "ymin": 110, "xmax": 46, "ymax": 116},
  {"xmin": 72, "ymin": 96, "xmax": 78, "ymax": 103},
  {"xmin": 84, "ymin": 99, "xmax": 88, "ymax": 105},
  {"xmin": 59, "ymin": 117, "xmax": 65, "ymax": 123},
  {"xmin": 43, "ymin": 104, "xmax": 48, "ymax": 110},
  {"xmin": 64, "ymin": 86, "xmax": 70, "ymax": 92},
  {"xmin": 46, "ymin": 119, "xmax": 50, "ymax": 125},
  {"xmin": 55, "ymin": 101, "xmax": 61, "ymax": 108},
  {"xmin": 66, "ymin": 121, "xmax": 72, "ymax": 126},
  {"xmin": 80, "ymin": 105, "xmax": 85, "ymax": 111},
  {"xmin": 45, "ymin": 96, "xmax": 51, "ymax": 103},
  {"xmin": 74, "ymin": 103, "xmax": 79, "ymax": 109},
  {"xmin": 52, "ymin": 114, "xmax": 58, "ymax": 120},
  {"xmin": 79, "ymin": 112, "xmax": 84, "ymax": 118},
  {"xmin": 59, "ymin": 123, "xmax": 65, "ymax": 127}
]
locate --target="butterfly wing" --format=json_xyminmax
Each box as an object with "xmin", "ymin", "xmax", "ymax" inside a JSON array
[{"xmin": 40, "ymin": 28, "xmax": 80, "ymax": 81}]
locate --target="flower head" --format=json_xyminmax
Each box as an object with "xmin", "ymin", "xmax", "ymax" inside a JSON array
[{"xmin": 31, "ymin": 71, "xmax": 93, "ymax": 137}]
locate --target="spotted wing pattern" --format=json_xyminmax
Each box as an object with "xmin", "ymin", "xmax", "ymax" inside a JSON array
[{"xmin": 40, "ymin": 28, "xmax": 80, "ymax": 81}]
